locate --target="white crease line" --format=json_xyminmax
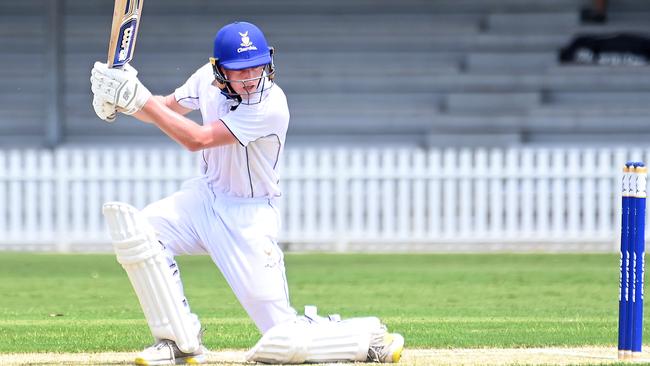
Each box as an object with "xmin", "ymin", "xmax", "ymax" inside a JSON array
[{"xmin": 531, "ymin": 349, "xmax": 626, "ymax": 361}]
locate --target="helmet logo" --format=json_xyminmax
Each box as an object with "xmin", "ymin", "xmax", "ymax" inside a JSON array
[
  {"xmin": 237, "ymin": 31, "xmax": 258, "ymax": 53},
  {"xmin": 239, "ymin": 31, "xmax": 252, "ymax": 47}
]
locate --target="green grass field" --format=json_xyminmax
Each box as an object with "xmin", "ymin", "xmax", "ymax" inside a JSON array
[{"xmin": 0, "ymin": 252, "xmax": 633, "ymax": 357}]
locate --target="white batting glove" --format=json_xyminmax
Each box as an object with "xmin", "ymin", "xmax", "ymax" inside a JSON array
[
  {"xmin": 92, "ymin": 95, "xmax": 117, "ymax": 123},
  {"xmin": 91, "ymin": 61, "xmax": 151, "ymax": 115}
]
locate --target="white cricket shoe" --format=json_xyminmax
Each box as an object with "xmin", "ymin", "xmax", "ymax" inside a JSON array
[
  {"xmin": 134, "ymin": 339, "xmax": 207, "ymax": 365},
  {"xmin": 368, "ymin": 332, "xmax": 405, "ymax": 363}
]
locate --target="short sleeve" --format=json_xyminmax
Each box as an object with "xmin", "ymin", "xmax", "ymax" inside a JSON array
[
  {"xmin": 220, "ymin": 90, "xmax": 290, "ymax": 146},
  {"xmin": 173, "ymin": 64, "xmax": 212, "ymax": 110}
]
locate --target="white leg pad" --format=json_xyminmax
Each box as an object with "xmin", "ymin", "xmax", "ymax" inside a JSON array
[
  {"xmin": 246, "ymin": 316, "xmax": 383, "ymax": 364},
  {"xmin": 102, "ymin": 201, "xmax": 200, "ymax": 353}
]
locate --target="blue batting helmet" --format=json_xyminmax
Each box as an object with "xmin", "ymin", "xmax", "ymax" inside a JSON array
[
  {"xmin": 212, "ymin": 21, "xmax": 272, "ymax": 70},
  {"xmin": 209, "ymin": 21, "xmax": 276, "ymax": 104}
]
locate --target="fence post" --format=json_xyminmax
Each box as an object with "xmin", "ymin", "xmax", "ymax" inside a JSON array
[
  {"xmin": 551, "ymin": 149, "xmax": 566, "ymax": 239},
  {"xmin": 488, "ymin": 149, "xmax": 504, "ymax": 239},
  {"xmin": 536, "ymin": 149, "xmax": 550, "ymax": 240},
  {"xmin": 71, "ymin": 150, "xmax": 85, "ymax": 243},
  {"xmin": 442, "ymin": 149, "xmax": 457, "ymax": 239},
  {"xmin": 286, "ymin": 150, "xmax": 301, "ymax": 243},
  {"xmin": 40, "ymin": 150, "xmax": 54, "ymax": 244},
  {"xmin": 397, "ymin": 149, "xmax": 411, "ymax": 242},
  {"xmin": 521, "ymin": 149, "xmax": 534, "ymax": 239},
  {"xmin": 335, "ymin": 148, "xmax": 349, "ymax": 252},
  {"xmin": 319, "ymin": 150, "xmax": 334, "ymax": 245},
  {"xmin": 9, "ymin": 150, "xmax": 22, "ymax": 243},
  {"xmin": 367, "ymin": 150, "xmax": 380, "ymax": 240},
  {"xmin": 567, "ymin": 149, "xmax": 581, "ymax": 239},
  {"xmin": 304, "ymin": 149, "xmax": 317, "ymax": 244},
  {"xmin": 381, "ymin": 149, "xmax": 396, "ymax": 240},
  {"xmin": 596, "ymin": 149, "xmax": 612, "ymax": 245},
  {"xmin": 505, "ymin": 149, "xmax": 519, "ymax": 239},
  {"xmin": 475, "ymin": 149, "xmax": 488, "ymax": 237},
  {"xmin": 55, "ymin": 149, "xmax": 69, "ymax": 252},
  {"xmin": 412, "ymin": 149, "xmax": 425, "ymax": 239},
  {"xmin": 24, "ymin": 150, "xmax": 38, "ymax": 243},
  {"xmin": 458, "ymin": 149, "xmax": 472, "ymax": 240},
  {"xmin": 428, "ymin": 149, "xmax": 442, "ymax": 238},
  {"xmin": 350, "ymin": 149, "xmax": 364, "ymax": 240},
  {"xmin": 583, "ymin": 149, "xmax": 597, "ymax": 240}
]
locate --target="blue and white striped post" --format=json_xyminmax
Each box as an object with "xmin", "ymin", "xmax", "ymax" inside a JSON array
[
  {"xmin": 626, "ymin": 165, "xmax": 637, "ymax": 358},
  {"xmin": 632, "ymin": 163, "xmax": 646, "ymax": 358},
  {"xmin": 619, "ymin": 164, "xmax": 632, "ymax": 360},
  {"xmin": 618, "ymin": 162, "xmax": 647, "ymax": 360}
]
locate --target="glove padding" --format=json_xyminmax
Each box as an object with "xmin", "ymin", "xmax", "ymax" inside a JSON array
[
  {"xmin": 91, "ymin": 62, "xmax": 151, "ymax": 115},
  {"xmin": 92, "ymin": 95, "xmax": 117, "ymax": 123}
]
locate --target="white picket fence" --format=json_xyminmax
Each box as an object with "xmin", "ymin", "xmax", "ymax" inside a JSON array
[{"xmin": 0, "ymin": 147, "xmax": 648, "ymax": 252}]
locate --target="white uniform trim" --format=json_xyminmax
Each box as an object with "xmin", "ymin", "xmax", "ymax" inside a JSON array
[{"xmin": 174, "ymin": 63, "xmax": 289, "ymax": 199}]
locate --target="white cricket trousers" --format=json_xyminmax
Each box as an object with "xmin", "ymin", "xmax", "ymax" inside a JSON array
[{"xmin": 141, "ymin": 177, "xmax": 297, "ymax": 334}]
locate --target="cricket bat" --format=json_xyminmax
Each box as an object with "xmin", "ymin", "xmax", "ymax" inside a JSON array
[{"xmin": 107, "ymin": 0, "xmax": 144, "ymax": 68}]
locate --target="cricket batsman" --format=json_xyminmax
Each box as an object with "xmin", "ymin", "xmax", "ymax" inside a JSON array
[{"xmin": 90, "ymin": 21, "xmax": 404, "ymax": 365}]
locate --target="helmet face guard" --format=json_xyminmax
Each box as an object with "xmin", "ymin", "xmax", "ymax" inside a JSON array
[
  {"xmin": 211, "ymin": 21, "xmax": 276, "ymax": 105},
  {"xmin": 209, "ymin": 47, "xmax": 275, "ymax": 105}
]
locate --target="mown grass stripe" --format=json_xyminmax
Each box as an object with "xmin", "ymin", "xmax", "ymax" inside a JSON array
[
  {"xmin": 0, "ymin": 317, "xmax": 614, "ymax": 326},
  {"xmin": 0, "ymin": 253, "xmax": 629, "ymax": 353}
]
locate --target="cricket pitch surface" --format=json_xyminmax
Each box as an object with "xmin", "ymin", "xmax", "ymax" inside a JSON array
[{"xmin": 1, "ymin": 347, "xmax": 648, "ymax": 365}]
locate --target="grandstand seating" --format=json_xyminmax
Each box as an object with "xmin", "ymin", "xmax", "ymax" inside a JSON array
[{"xmin": 1, "ymin": 0, "xmax": 650, "ymax": 147}]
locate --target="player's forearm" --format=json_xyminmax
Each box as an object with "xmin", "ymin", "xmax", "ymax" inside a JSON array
[
  {"xmin": 132, "ymin": 95, "xmax": 167, "ymax": 123},
  {"xmin": 141, "ymin": 97, "xmax": 211, "ymax": 151}
]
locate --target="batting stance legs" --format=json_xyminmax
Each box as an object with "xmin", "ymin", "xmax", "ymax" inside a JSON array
[{"xmin": 103, "ymin": 178, "xmax": 403, "ymax": 364}]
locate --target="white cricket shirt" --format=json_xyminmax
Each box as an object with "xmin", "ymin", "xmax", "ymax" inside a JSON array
[{"xmin": 174, "ymin": 63, "xmax": 289, "ymax": 199}]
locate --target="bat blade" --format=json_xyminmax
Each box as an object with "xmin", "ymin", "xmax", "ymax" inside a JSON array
[{"xmin": 107, "ymin": 0, "xmax": 144, "ymax": 68}]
